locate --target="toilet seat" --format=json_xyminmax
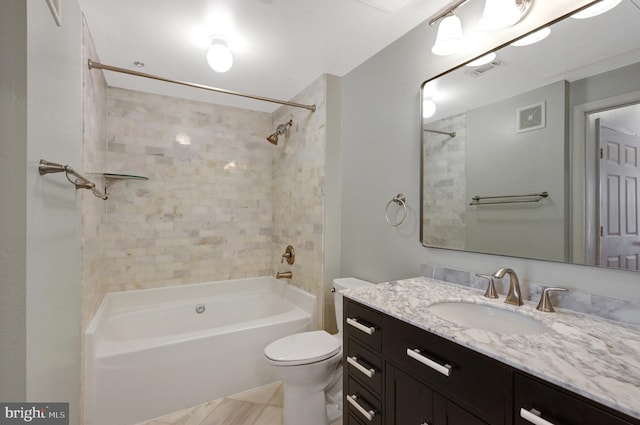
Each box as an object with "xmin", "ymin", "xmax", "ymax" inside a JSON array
[{"xmin": 264, "ymin": 330, "xmax": 341, "ymax": 366}]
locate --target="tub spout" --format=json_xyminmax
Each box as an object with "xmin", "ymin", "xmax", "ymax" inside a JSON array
[{"xmin": 276, "ymin": 271, "xmax": 292, "ymax": 279}]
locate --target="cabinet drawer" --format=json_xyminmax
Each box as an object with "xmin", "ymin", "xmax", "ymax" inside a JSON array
[
  {"xmin": 384, "ymin": 315, "xmax": 509, "ymax": 425},
  {"xmin": 515, "ymin": 373, "xmax": 637, "ymax": 425},
  {"xmin": 347, "ymin": 376, "xmax": 382, "ymax": 425},
  {"xmin": 347, "ymin": 339, "xmax": 384, "ymax": 395},
  {"xmin": 345, "ymin": 300, "xmax": 383, "ymax": 351}
]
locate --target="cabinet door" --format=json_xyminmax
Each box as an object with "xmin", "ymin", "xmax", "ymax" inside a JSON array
[
  {"xmin": 514, "ymin": 373, "xmax": 637, "ymax": 425},
  {"xmin": 386, "ymin": 365, "xmax": 434, "ymax": 425},
  {"xmin": 444, "ymin": 396, "xmax": 490, "ymax": 425}
]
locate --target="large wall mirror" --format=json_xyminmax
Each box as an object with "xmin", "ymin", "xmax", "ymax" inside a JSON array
[{"xmin": 420, "ymin": 0, "xmax": 640, "ymax": 271}]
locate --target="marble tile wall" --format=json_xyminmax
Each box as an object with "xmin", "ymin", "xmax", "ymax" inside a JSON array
[
  {"xmin": 422, "ymin": 114, "xmax": 466, "ymax": 249},
  {"xmin": 421, "ymin": 262, "xmax": 640, "ymax": 326},
  {"xmin": 103, "ymin": 88, "xmax": 274, "ymax": 293},
  {"xmin": 271, "ymin": 75, "xmax": 327, "ymax": 328},
  {"xmin": 81, "ymin": 15, "xmax": 108, "ymax": 329}
]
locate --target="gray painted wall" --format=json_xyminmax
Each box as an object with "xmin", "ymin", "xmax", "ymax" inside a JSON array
[
  {"xmin": 0, "ymin": 0, "xmax": 28, "ymax": 401},
  {"xmin": 465, "ymin": 81, "xmax": 568, "ymax": 261},
  {"xmin": 0, "ymin": 0, "xmax": 83, "ymax": 422},
  {"xmin": 26, "ymin": 0, "xmax": 83, "ymax": 421},
  {"xmin": 340, "ymin": 0, "xmax": 640, "ymax": 301}
]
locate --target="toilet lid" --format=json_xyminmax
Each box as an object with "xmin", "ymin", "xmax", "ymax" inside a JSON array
[{"xmin": 264, "ymin": 330, "xmax": 341, "ymax": 365}]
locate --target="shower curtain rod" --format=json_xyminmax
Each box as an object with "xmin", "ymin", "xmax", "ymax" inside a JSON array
[{"xmin": 88, "ymin": 60, "xmax": 317, "ymax": 112}]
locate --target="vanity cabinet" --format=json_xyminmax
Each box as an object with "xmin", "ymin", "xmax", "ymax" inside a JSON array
[
  {"xmin": 343, "ymin": 298, "xmax": 639, "ymax": 425},
  {"xmin": 344, "ymin": 300, "xmax": 385, "ymax": 425},
  {"xmin": 514, "ymin": 373, "xmax": 635, "ymax": 425}
]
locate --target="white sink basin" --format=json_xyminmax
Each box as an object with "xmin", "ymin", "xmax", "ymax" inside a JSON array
[{"xmin": 427, "ymin": 301, "xmax": 548, "ymax": 335}]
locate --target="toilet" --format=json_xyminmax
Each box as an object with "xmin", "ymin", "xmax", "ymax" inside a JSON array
[{"xmin": 264, "ymin": 277, "xmax": 373, "ymax": 425}]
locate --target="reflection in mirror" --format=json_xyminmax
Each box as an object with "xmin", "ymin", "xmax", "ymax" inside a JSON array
[{"xmin": 420, "ymin": 0, "xmax": 640, "ymax": 271}]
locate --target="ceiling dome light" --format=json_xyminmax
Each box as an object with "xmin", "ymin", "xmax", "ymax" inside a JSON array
[
  {"xmin": 431, "ymin": 14, "xmax": 465, "ymax": 56},
  {"xmin": 423, "ymin": 98, "xmax": 437, "ymax": 119},
  {"xmin": 510, "ymin": 27, "xmax": 551, "ymax": 46},
  {"xmin": 478, "ymin": 0, "xmax": 532, "ymax": 31},
  {"xmin": 465, "ymin": 52, "xmax": 497, "ymax": 66},
  {"xmin": 207, "ymin": 37, "xmax": 233, "ymax": 73},
  {"xmin": 571, "ymin": 0, "xmax": 622, "ymax": 19}
]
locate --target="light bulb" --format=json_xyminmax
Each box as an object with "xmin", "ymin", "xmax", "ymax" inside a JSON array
[
  {"xmin": 423, "ymin": 99, "xmax": 437, "ymax": 119},
  {"xmin": 478, "ymin": 0, "xmax": 525, "ymax": 30},
  {"xmin": 510, "ymin": 27, "xmax": 551, "ymax": 46},
  {"xmin": 431, "ymin": 14, "xmax": 465, "ymax": 56},
  {"xmin": 207, "ymin": 37, "xmax": 233, "ymax": 73},
  {"xmin": 571, "ymin": 0, "xmax": 622, "ymax": 19},
  {"xmin": 465, "ymin": 52, "xmax": 497, "ymax": 66}
]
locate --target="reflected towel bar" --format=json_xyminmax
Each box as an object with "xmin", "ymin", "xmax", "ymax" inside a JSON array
[
  {"xmin": 470, "ymin": 191, "xmax": 548, "ymax": 206},
  {"xmin": 39, "ymin": 159, "xmax": 108, "ymax": 200}
]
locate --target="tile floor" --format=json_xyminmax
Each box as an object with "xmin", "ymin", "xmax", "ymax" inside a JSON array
[{"xmin": 136, "ymin": 381, "xmax": 343, "ymax": 425}]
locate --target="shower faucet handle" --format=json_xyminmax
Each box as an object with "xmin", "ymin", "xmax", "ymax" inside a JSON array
[{"xmin": 281, "ymin": 245, "xmax": 295, "ymax": 265}]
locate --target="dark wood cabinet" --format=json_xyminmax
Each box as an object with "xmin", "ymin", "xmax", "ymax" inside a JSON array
[
  {"xmin": 514, "ymin": 373, "xmax": 636, "ymax": 425},
  {"xmin": 343, "ymin": 298, "xmax": 639, "ymax": 425},
  {"xmin": 344, "ymin": 300, "xmax": 385, "ymax": 425},
  {"xmin": 384, "ymin": 313, "xmax": 510, "ymax": 425},
  {"xmin": 386, "ymin": 365, "xmax": 434, "ymax": 425}
]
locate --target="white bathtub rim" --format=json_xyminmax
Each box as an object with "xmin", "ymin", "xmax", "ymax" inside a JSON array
[
  {"xmin": 86, "ymin": 276, "xmax": 317, "ymax": 359},
  {"xmin": 95, "ymin": 308, "xmax": 311, "ymax": 359},
  {"xmin": 86, "ymin": 276, "xmax": 314, "ymax": 337}
]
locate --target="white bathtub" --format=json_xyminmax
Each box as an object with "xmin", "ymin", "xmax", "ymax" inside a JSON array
[{"xmin": 84, "ymin": 276, "xmax": 316, "ymax": 425}]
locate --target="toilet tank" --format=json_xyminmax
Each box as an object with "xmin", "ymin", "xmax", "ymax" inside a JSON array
[{"xmin": 332, "ymin": 278, "xmax": 373, "ymax": 335}]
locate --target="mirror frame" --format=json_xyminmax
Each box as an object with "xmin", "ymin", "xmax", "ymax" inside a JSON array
[{"xmin": 418, "ymin": 0, "xmax": 640, "ymax": 273}]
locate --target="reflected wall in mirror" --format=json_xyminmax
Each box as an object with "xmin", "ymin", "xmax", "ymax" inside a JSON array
[{"xmin": 420, "ymin": 0, "xmax": 640, "ymax": 271}]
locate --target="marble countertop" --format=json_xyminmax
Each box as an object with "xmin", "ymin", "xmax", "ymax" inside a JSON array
[{"xmin": 342, "ymin": 276, "xmax": 640, "ymax": 420}]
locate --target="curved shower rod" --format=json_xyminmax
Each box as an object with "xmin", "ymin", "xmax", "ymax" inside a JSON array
[{"xmin": 88, "ymin": 60, "xmax": 317, "ymax": 112}]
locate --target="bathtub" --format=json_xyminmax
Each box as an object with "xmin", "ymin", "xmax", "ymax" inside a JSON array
[{"xmin": 84, "ymin": 276, "xmax": 316, "ymax": 425}]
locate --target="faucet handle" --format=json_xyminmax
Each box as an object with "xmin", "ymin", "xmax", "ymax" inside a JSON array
[
  {"xmin": 536, "ymin": 287, "xmax": 568, "ymax": 312},
  {"xmin": 476, "ymin": 274, "xmax": 499, "ymax": 299},
  {"xmin": 281, "ymin": 245, "xmax": 295, "ymax": 265}
]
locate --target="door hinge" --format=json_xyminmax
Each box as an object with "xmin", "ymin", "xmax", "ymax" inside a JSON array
[
  {"xmin": 600, "ymin": 148, "xmax": 603, "ymax": 159},
  {"xmin": 600, "ymin": 226, "xmax": 604, "ymax": 237}
]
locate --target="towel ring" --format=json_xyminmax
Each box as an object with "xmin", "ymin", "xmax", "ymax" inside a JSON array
[{"xmin": 385, "ymin": 194, "xmax": 407, "ymax": 226}]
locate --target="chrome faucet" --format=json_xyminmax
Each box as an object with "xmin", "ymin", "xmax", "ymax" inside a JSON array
[{"xmin": 492, "ymin": 268, "xmax": 523, "ymax": 306}]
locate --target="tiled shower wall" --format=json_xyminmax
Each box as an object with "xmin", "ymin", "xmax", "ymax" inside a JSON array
[
  {"xmin": 272, "ymin": 76, "xmax": 327, "ymax": 326},
  {"xmin": 422, "ymin": 113, "xmax": 466, "ymax": 249},
  {"xmin": 103, "ymin": 89, "xmax": 274, "ymax": 292},
  {"xmin": 81, "ymin": 16, "xmax": 108, "ymax": 328},
  {"xmin": 81, "ymin": 72, "xmax": 329, "ymax": 327}
]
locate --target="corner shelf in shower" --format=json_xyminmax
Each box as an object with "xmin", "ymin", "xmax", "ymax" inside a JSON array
[{"xmin": 103, "ymin": 173, "xmax": 149, "ymax": 194}]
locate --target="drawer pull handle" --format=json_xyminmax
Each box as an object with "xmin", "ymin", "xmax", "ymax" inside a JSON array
[
  {"xmin": 347, "ymin": 356, "xmax": 376, "ymax": 378},
  {"xmin": 406, "ymin": 348, "xmax": 452, "ymax": 377},
  {"xmin": 346, "ymin": 317, "xmax": 376, "ymax": 335},
  {"xmin": 520, "ymin": 408, "xmax": 556, "ymax": 425},
  {"xmin": 346, "ymin": 394, "xmax": 376, "ymax": 422}
]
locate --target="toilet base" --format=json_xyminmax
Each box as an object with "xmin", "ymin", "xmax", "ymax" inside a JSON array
[{"xmin": 283, "ymin": 384, "xmax": 330, "ymax": 425}]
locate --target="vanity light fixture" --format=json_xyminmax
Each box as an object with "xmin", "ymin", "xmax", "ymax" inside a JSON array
[
  {"xmin": 431, "ymin": 13, "xmax": 465, "ymax": 56},
  {"xmin": 207, "ymin": 36, "xmax": 233, "ymax": 73},
  {"xmin": 465, "ymin": 52, "xmax": 497, "ymax": 66},
  {"xmin": 510, "ymin": 26, "xmax": 551, "ymax": 46},
  {"xmin": 477, "ymin": 0, "xmax": 533, "ymax": 31},
  {"xmin": 570, "ymin": 0, "xmax": 621, "ymax": 19},
  {"xmin": 428, "ymin": 0, "xmax": 533, "ymax": 56}
]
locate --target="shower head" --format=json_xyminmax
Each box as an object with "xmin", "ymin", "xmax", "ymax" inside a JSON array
[{"xmin": 267, "ymin": 120, "xmax": 293, "ymax": 145}]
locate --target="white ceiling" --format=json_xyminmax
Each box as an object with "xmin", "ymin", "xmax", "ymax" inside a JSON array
[{"xmin": 78, "ymin": 0, "xmax": 451, "ymax": 112}]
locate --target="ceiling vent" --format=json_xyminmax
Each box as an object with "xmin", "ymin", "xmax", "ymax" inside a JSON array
[
  {"xmin": 357, "ymin": 0, "xmax": 411, "ymax": 13},
  {"xmin": 464, "ymin": 60, "xmax": 502, "ymax": 78}
]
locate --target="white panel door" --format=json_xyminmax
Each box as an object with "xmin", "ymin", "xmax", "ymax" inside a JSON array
[{"xmin": 598, "ymin": 119, "xmax": 640, "ymax": 270}]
